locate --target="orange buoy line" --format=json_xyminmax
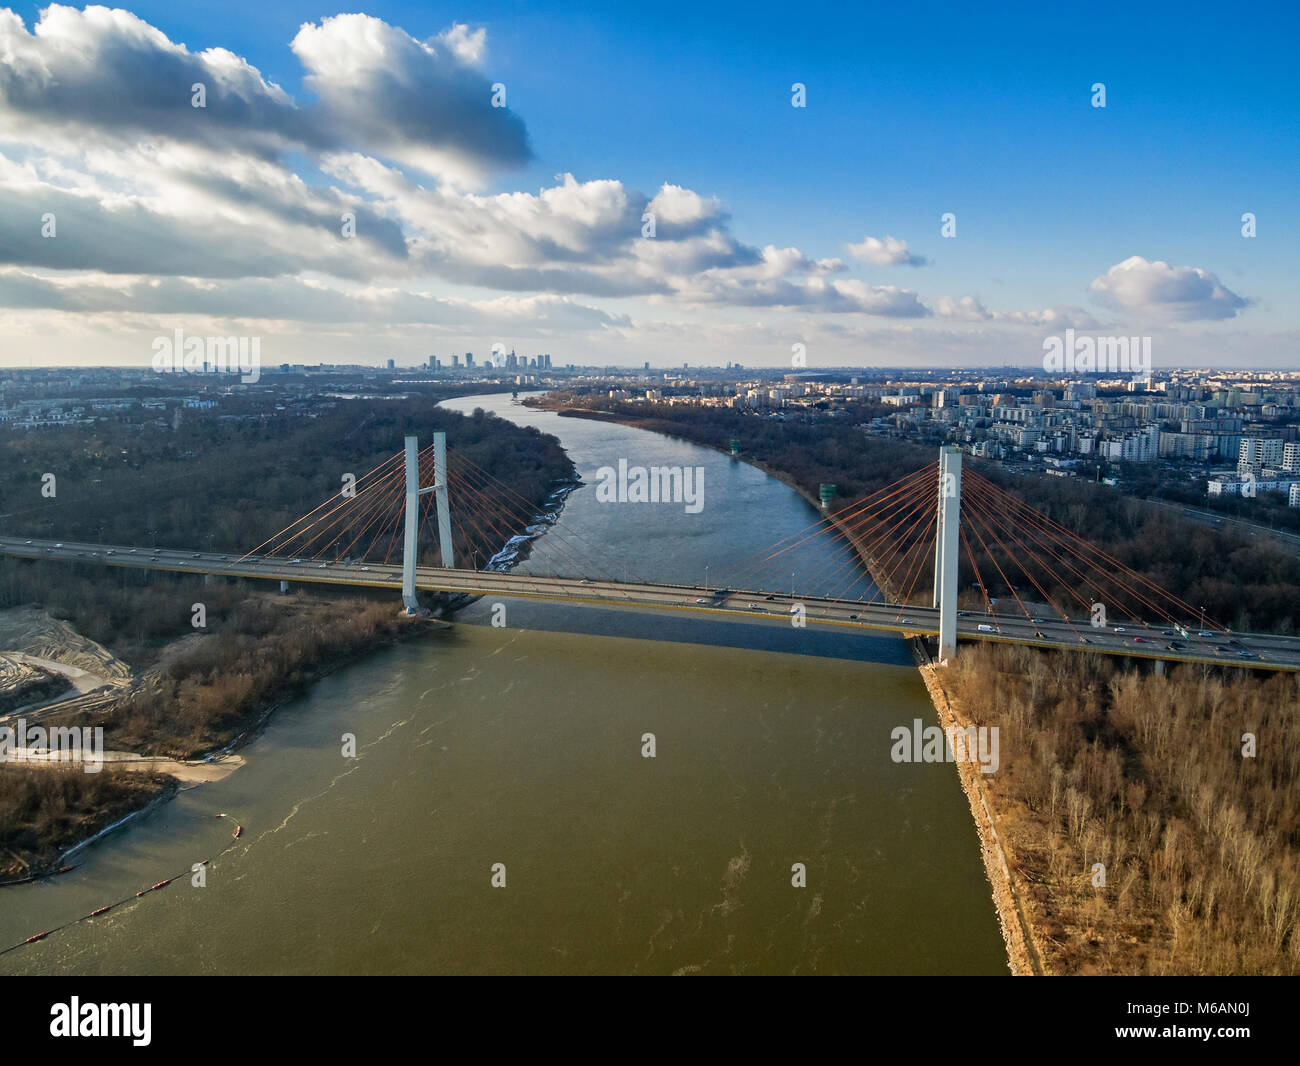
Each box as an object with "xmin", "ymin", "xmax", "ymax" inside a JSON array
[{"xmin": 0, "ymin": 814, "xmax": 246, "ymax": 958}]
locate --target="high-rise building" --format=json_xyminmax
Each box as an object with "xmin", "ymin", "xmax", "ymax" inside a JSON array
[
  {"xmin": 386, "ymin": 358, "xmax": 396, "ymax": 370},
  {"xmin": 465, "ymin": 352, "xmax": 474, "ymax": 367},
  {"xmin": 1239, "ymin": 437, "xmax": 1283, "ymax": 473}
]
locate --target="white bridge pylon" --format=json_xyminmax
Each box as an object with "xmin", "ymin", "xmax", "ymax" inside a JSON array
[
  {"xmin": 931, "ymin": 445, "xmax": 962, "ymax": 662},
  {"xmin": 402, "ymin": 432, "xmax": 454, "ymax": 611}
]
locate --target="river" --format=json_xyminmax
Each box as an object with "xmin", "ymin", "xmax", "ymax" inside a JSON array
[{"xmin": 0, "ymin": 392, "xmax": 1005, "ymax": 975}]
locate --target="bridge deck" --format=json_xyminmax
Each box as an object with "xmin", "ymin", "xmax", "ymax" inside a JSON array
[{"xmin": 2, "ymin": 536, "xmax": 1296, "ymax": 672}]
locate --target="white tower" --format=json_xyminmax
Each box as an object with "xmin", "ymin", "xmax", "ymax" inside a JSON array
[
  {"xmin": 401, "ymin": 432, "xmax": 454, "ymax": 611},
  {"xmin": 934, "ymin": 446, "xmax": 962, "ymax": 662}
]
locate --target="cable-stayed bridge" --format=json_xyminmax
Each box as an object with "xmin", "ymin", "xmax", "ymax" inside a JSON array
[{"xmin": 2, "ymin": 438, "xmax": 1297, "ymax": 672}]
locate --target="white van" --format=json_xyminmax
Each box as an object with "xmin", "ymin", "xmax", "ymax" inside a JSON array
[{"xmin": 977, "ymin": 624, "xmax": 995, "ymax": 633}]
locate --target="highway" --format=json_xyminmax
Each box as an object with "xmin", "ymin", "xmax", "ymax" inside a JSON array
[{"xmin": 2, "ymin": 535, "xmax": 1298, "ymax": 672}]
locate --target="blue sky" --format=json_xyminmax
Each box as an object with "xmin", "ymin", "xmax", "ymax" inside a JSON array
[{"xmin": 1, "ymin": 1, "xmax": 1296, "ymax": 367}]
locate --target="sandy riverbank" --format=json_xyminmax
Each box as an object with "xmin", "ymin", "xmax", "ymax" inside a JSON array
[{"xmin": 3, "ymin": 748, "xmax": 244, "ymax": 785}]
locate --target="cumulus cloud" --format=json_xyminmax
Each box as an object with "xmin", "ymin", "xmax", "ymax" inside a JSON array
[
  {"xmin": 291, "ymin": 13, "xmax": 529, "ymax": 184},
  {"xmin": 0, "ymin": 6, "xmax": 528, "ymax": 183},
  {"xmin": 1089, "ymin": 256, "xmax": 1249, "ymax": 321},
  {"xmin": 935, "ymin": 296, "xmax": 1100, "ymax": 329},
  {"xmin": 0, "ymin": 267, "xmax": 628, "ymax": 329},
  {"xmin": 846, "ymin": 235, "xmax": 926, "ymax": 267},
  {"xmin": 0, "ymin": 6, "xmax": 318, "ymax": 159},
  {"xmin": 935, "ymin": 295, "xmax": 990, "ymax": 321},
  {"xmin": 0, "ymin": 5, "xmax": 1071, "ymax": 339}
]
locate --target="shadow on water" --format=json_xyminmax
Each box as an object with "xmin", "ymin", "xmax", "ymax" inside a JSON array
[{"xmin": 454, "ymin": 597, "xmax": 916, "ymax": 667}]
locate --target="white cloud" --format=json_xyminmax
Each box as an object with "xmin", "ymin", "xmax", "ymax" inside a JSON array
[
  {"xmin": 846, "ymin": 235, "xmax": 926, "ymax": 267},
  {"xmin": 936, "ymin": 296, "xmax": 1100, "ymax": 329},
  {"xmin": 1089, "ymin": 256, "xmax": 1248, "ymax": 321},
  {"xmin": 290, "ymin": 13, "xmax": 528, "ymax": 185},
  {"xmin": 437, "ymin": 23, "xmax": 487, "ymax": 66}
]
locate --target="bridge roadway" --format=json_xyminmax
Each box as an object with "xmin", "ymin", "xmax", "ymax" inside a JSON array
[{"xmin": 2, "ymin": 535, "xmax": 1298, "ymax": 672}]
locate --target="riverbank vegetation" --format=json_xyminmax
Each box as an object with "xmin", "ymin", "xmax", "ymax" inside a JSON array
[
  {"xmin": 59, "ymin": 594, "xmax": 418, "ymax": 758},
  {"xmin": 0, "ymin": 399, "xmax": 571, "ymax": 568},
  {"xmin": 0, "ymin": 767, "xmax": 175, "ymax": 883},
  {"xmin": 947, "ymin": 644, "xmax": 1300, "ymax": 974}
]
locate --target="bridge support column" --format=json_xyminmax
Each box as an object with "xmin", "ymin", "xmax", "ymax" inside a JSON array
[
  {"xmin": 936, "ymin": 446, "xmax": 962, "ymax": 663},
  {"xmin": 1154, "ymin": 659, "xmax": 1166, "ymax": 676},
  {"xmin": 279, "ymin": 580, "xmax": 289, "ymax": 594},
  {"xmin": 433, "ymin": 431, "xmax": 454, "ymax": 569},
  {"xmin": 401, "ymin": 435, "xmax": 421, "ymax": 611},
  {"xmin": 401, "ymin": 431, "xmax": 454, "ymax": 612}
]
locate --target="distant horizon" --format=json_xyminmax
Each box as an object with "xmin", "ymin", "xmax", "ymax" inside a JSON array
[{"xmin": 5, "ymin": 360, "xmax": 1299, "ymax": 379}]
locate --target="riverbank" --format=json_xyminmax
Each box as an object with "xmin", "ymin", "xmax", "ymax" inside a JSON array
[
  {"xmin": 912, "ymin": 645, "xmax": 1042, "ymax": 975},
  {"xmin": 0, "ymin": 602, "xmax": 450, "ymax": 884},
  {"xmin": 0, "ymin": 768, "xmax": 178, "ymax": 885}
]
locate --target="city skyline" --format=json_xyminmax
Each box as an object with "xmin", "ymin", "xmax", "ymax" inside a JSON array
[{"xmin": 0, "ymin": 1, "xmax": 1296, "ymax": 370}]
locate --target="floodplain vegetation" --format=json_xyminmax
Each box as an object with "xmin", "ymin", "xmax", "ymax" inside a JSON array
[{"xmin": 948, "ymin": 643, "xmax": 1300, "ymax": 975}]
